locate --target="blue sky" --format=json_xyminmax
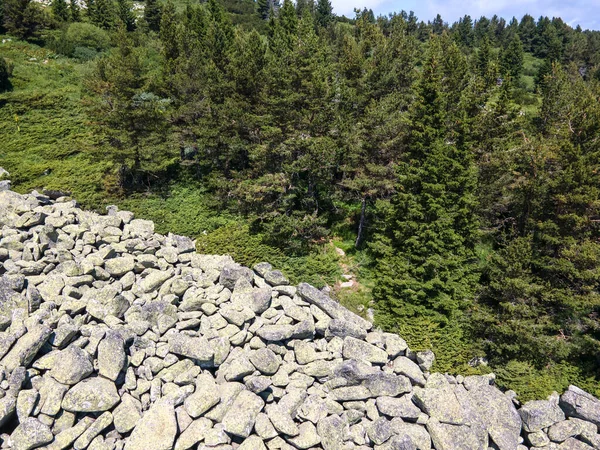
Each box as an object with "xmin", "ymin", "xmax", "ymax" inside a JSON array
[{"xmin": 330, "ymin": 0, "xmax": 600, "ymax": 31}]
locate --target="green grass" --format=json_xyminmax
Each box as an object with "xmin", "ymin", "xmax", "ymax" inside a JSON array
[{"xmin": 0, "ymin": 37, "xmax": 114, "ymax": 207}]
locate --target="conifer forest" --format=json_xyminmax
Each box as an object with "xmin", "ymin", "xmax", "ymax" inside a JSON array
[{"xmin": 1, "ymin": 0, "xmax": 599, "ymax": 400}]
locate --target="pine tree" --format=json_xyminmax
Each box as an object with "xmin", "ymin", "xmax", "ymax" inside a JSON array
[
  {"xmin": 159, "ymin": 0, "xmax": 178, "ymax": 83},
  {"xmin": 92, "ymin": 0, "xmax": 115, "ymax": 29},
  {"xmin": 3, "ymin": 0, "xmax": 44, "ymax": 38},
  {"xmin": 315, "ymin": 0, "xmax": 332, "ymax": 28},
  {"xmin": 69, "ymin": 0, "xmax": 80, "ymax": 22},
  {"xmin": 518, "ymin": 14, "xmax": 536, "ymax": 52},
  {"xmin": 476, "ymin": 64, "xmax": 600, "ymax": 373},
  {"xmin": 92, "ymin": 26, "xmax": 175, "ymax": 187},
  {"xmin": 256, "ymin": 0, "xmax": 269, "ymax": 20},
  {"xmin": 116, "ymin": 0, "xmax": 135, "ymax": 31},
  {"xmin": 455, "ymin": 14, "xmax": 474, "ymax": 48},
  {"xmin": 431, "ymin": 14, "xmax": 444, "ymax": 35},
  {"xmin": 143, "ymin": 0, "xmax": 162, "ymax": 32},
  {"xmin": 500, "ymin": 33, "xmax": 524, "ymax": 79},
  {"xmin": 52, "ymin": 0, "xmax": 69, "ymax": 22}
]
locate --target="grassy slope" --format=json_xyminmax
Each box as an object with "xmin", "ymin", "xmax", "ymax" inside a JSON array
[{"xmin": 0, "ymin": 38, "xmax": 113, "ymax": 208}]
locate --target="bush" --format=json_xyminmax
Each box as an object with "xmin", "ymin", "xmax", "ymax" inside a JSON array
[
  {"xmin": 0, "ymin": 57, "xmax": 12, "ymax": 92},
  {"xmin": 52, "ymin": 22, "xmax": 110, "ymax": 57}
]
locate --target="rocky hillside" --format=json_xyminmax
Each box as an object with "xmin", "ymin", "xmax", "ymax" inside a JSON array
[{"xmin": 1, "ymin": 175, "xmax": 600, "ymax": 450}]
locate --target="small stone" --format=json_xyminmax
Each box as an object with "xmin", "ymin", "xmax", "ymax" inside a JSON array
[{"xmin": 250, "ymin": 348, "xmax": 281, "ymax": 375}]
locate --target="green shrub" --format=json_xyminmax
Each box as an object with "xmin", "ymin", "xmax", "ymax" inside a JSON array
[
  {"xmin": 52, "ymin": 22, "xmax": 110, "ymax": 57},
  {"xmin": 72, "ymin": 46, "xmax": 98, "ymax": 61},
  {"xmin": 0, "ymin": 57, "xmax": 12, "ymax": 92}
]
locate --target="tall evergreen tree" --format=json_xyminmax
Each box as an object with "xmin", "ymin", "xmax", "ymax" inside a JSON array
[
  {"xmin": 372, "ymin": 34, "xmax": 479, "ymax": 368},
  {"xmin": 116, "ymin": 0, "xmax": 135, "ymax": 31},
  {"xmin": 315, "ymin": 0, "xmax": 332, "ymax": 28},
  {"xmin": 92, "ymin": 0, "xmax": 115, "ymax": 29},
  {"xmin": 52, "ymin": 0, "xmax": 69, "ymax": 22},
  {"xmin": 143, "ymin": 0, "xmax": 162, "ymax": 32},
  {"xmin": 500, "ymin": 33, "xmax": 524, "ymax": 79},
  {"xmin": 69, "ymin": 0, "xmax": 80, "ymax": 22}
]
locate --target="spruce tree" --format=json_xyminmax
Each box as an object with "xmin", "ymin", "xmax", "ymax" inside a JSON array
[
  {"xmin": 92, "ymin": 0, "xmax": 115, "ymax": 29},
  {"xmin": 256, "ymin": 0, "xmax": 270, "ymax": 20},
  {"xmin": 52, "ymin": 0, "xmax": 69, "ymax": 22},
  {"xmin": 315, "ymin": 0, "xmax": 332, "ymax": 28},
  {"xmin": 372, "ymin": 34, "xmax": 479, "ymax": 367},
  {"xmin": 143, "ymin": 0, "xmax": 162, "ymax": 32},
  {"xmin": 500, "ymin": 34, "xmax": 524, "ymax": 79},
  {"xmin": 69, "ymin": 0, "xmax": 80, "ymax": 22},
  {"xmin": 116, "ymin": 0, "xmax": 135, "ymax": 31}
]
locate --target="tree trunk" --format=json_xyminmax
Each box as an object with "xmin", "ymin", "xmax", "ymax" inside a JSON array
[{"xmin": 355, "ymin": 196, "xmax": 367, "ymax": 248}]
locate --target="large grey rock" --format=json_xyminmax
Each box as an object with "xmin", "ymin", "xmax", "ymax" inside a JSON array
[
  {"xmin": 97, "ymin": 331, "xmax": 126, "ymax": 381},
  {"xmin": 184, "ymin": 375, "xmax": 221, "ymax": 418},
  {"xmin": 363, "ymin": 372, "xmax": 411, "ymax": 397},
  {"xmin": 139, "ymin": 269, "xmax": 174, "ymax": 293},
  {"xmin": 298, "ymin": 283, "xmax": 372, "ymax": 330},
  {"xmin": 104, "ymin": 256, "xmax": 135, "ymax": 277},
  {"xmin": 390, "ymin": 420, "xmax": 432, "ymax": 450},
  {"xmin": 238, "ymin": 436, "xmax": 267, "ymax": 450},
  {"xmin": 413, "ymin": 375, "xmax": 466, "ymax": 425},
  {"xmin": 174, "ymin": 417, "xmax": 211, "ymax": 450},
  {"xmin": 124, "ymin": 398, "xmax": 177, "ymax": 450},
  {"xmin": 287, "ymin": 421, "xmax": 321, "ymax": 449},
  {"xmin": 49, "ymin": 346, "xmax": 93, "ymax": 385},
  {"xmin": 219, "ymin": 264, "xmax": 254, "ymax": 290},
  {"xmin": 466, "ymin": 383, "xmax": 522, "ymax": 450},
  {"xmin": 125, "ymin": 219, "xmax": 154, "ymax": 239},
  {"xmin": 257, "ymin": 324, "xmax": 295, "ymax": 341},
  {"xmin": 317, "ymin": 414, "xmax": 346, "ymax": 450},
  {"xmin": 520, "ymin": 397, "xmax": 566, "ymax": 432},
  {"xmin": 250, "ymin": 348, "xmax": 281, "ymax": 375},
  {"xmin": 113, "ymin": 393, "xmax": 142, "ymax": 434},
  {"xmin": 1, "ymin": 325, "xmax": 52, "ymax": 372},
  {"xmin": 342, "ymin": 336, "xmax": 388, "ymax": 364},
  {"xmin": 61, "ymin": 377, "xmax": 120, "ymax": 413},
  {"xmin": 10, "ymin": 417, "xmax": 53, "ymax": 450},
  {"xmin": 222, "ymin": 390, "xmax": 265, "ymax": 438},
  {"xmin": 327, "ymin": 319, "xmax": 367, "ymax": 340},
  {"xmin": 426, "ymin": 418, "xmax": 480, "ymax": 450},
  {"xmin": 266, "ymin": 404, "xmax": 299, "ymax": 436},
  {"xmin": 392, "ymin": 356, "xmax": 426, "ymax": 386},
  {"xmin": 376, "ymin": 395, "xmax": 422, "ymax": 420},
  {"xmin": 169, "ymin": 333, "xmax": 214, "ymax": 364},
  {"xmin": 560, "ymin": 386, "xmax": 600, "ymax": 427}
]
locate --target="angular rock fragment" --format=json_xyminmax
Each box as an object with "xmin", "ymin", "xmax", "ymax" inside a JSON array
[
  {"xmin": 61, "ymin": 377, "xmax": 120, "ymax": 413},
  {"xmin": 124, "ymin": 399, "xmax": 177, "ymax": 450}
]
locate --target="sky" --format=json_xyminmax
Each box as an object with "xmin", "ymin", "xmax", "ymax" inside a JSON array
[{"xmin": 330, "ymin": 0, "xmax": 600, "ymax": 31}]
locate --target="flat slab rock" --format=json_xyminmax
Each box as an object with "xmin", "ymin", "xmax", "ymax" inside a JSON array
[{"xmin": 0, "ymin": 185, "xmax": 599, "ymax": 450}]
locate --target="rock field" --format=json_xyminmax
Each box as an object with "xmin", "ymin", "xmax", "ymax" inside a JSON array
[{"xmin": 1, "ymin": 175, "xmax": 600, "ymax": 450}]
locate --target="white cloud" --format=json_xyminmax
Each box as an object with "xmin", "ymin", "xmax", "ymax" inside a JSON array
[{"xmin": 331, "ymin": 0, "xmax": 389, "ymax": 17}]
